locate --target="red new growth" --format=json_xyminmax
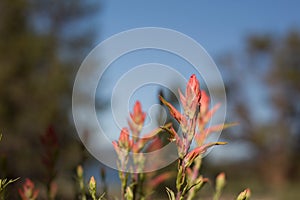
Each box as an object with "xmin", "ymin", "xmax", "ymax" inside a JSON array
[
  {"xmin": 130, "ymin": 101, "xmax": 146, "ymax": 125},
  {"xmin": 18, "ymin": 178, "xmax": 39, "ymax": 200}
]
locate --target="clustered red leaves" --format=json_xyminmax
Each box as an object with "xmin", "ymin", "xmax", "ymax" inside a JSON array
[
  {"xmin": 160, "ymin": 75, "xmax": 227, "ymax": 160},
  {"xmin": 113, "ymin": 101, "xmax": 169, "ymax": 156},
  {"xmin": 112, "ymin": 101, "xmax": 173, "ymax": 199},
  {"xmin": 178, "ymin": 74, "xmax": 201, "ymax": 119},
  {"xmin": 130, "ymin": 101, "xmax": 146, "ymax": 126},
  {"xmin": 112, "ymin": 128, "xmax": 133, "ymax": 151},
  {"xmin": 128, "ymin": 101, "xmax": 146, "ymax": 137},
  {"xmin": 18, "ymin": 179, "xmax": 39, "ymax": 200},
  {"xmin": 113, "ymin": 74, "xmax": 247, "ymax": 200},
  {"xmin": 159, "ymin": 74, "xmax": 230, "ymax": 199}
]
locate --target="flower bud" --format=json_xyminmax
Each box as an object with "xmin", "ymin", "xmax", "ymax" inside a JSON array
[
  {"xmin": 89, "ymin": 176, "xmax": 96, "ymax": 191},
  {"xmin": 179, "ymin": 74, "xmax": 201, "ymax": 119},
  {"xmin": 77, "ymin": 165, "xmax": 83, "ymax": 178},
  {"xmin": 118, "ymin": 128, "xmax": 132, "ymax": 150},
  {"xmin": 236, "ymin": 188, "xmax": 251, "ymax": 200},
  {"xmin": 129, "ymin": 101, "xmax": 146, "ymax": 134},
  {"xmin": 216, "ymin": 172, "xmax": 226, "ymax": 192}
]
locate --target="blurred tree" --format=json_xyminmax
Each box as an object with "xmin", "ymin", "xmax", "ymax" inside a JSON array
[
  {"xmin": 221, "ymin": 31, "xmax": 300, "ymax": 188},
  {"xmin": 0, "ymin": 0, "xmax": 100, "ymax": 198},
  {"xmin": 263, "ymin": 31, "xmax": 300, "ymax": 183}
]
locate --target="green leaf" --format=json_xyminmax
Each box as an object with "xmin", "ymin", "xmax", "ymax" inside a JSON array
[
  {"xmin": 166, "ymin": 187, "xmax": 176, "ymax": 200},
  {"xmin": 198, "ymin": 142, "xmax": 227, "ymax": 154},
  {"xmin": 0, "ymin": 177, "xmax": 20, "ymax": 193},
  {"xmin": 183, "ymin": 177, "xmax": 207, "ymax": 197},
  {"xmin": 98, "ymin": 192, "xmax": 106, "ymax": 200},
  {"xmin": 191, "ymin": 178, "xmax": 206, "ymax": 191}
]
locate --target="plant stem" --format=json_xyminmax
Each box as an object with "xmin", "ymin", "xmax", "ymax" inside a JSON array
[{"xmin": 176, "ymin": 159, "xmax": 186, "ymax": 200}]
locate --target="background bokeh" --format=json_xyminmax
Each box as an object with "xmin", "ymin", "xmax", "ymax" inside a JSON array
[{"xmin": 0, "ymin": 0, "xmax": 300, "ymax": 199}]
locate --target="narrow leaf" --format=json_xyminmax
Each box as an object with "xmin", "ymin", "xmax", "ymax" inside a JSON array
[
  {"xmin": 98, "ymin": 192, "xmax": 106, "ymax": 200},
  {"xmin": 166, "ymin": 187, "xmax": 176, "ymax": 200}
]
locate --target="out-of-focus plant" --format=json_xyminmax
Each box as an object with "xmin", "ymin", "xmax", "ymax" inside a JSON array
[
  {"xmin": 40, "ymin": 126, "xmax": 59, "ymax": 200},
  {"xmin": 100, "ymin": 167, "xmax": 108, "ymax": 198},
  {"xmin": 18, "ymin": 178, "xmax": 39, "ymax": 200},
  {"xmin": 88, "ymin": 176, "xmax": 106, "ymax": 200},
  {"xmin": 76, "ymin": 165, "xmax": 87, "ymax": 200},
  {"xmin": 112, "ymin": 102, "xmax": 172, "ymax": 200},
  {"xmin": 236, "ymin": 188, "xmax": 251, "ymax": 200},
  {"xmin": 213, "ymin": 172, "xmax": 226, "ymax": 200},
  {"xmin": 0, "ymin": 178, "xmax": 19, "ymax": 199},
  {"xmin": 0, "ymin": 134, "xmax": 19, "ymax": 199},
  {"xmin": 76, "ymin": 165, "xmax": 106, "ymax": 200}
]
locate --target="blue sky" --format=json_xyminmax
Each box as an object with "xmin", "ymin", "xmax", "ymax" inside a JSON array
[{"xmin": 98, "ymin": 0, "xmax": 300, "ymax": 56}]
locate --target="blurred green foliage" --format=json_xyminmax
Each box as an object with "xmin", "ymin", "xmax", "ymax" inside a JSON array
[
  {"xmin": 221, "ymin": 30, "xmax": 300, "ymax": 192},
  {"xmin": 0, "ymin": 0, "xmax": 100, "ymax": 198}
]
